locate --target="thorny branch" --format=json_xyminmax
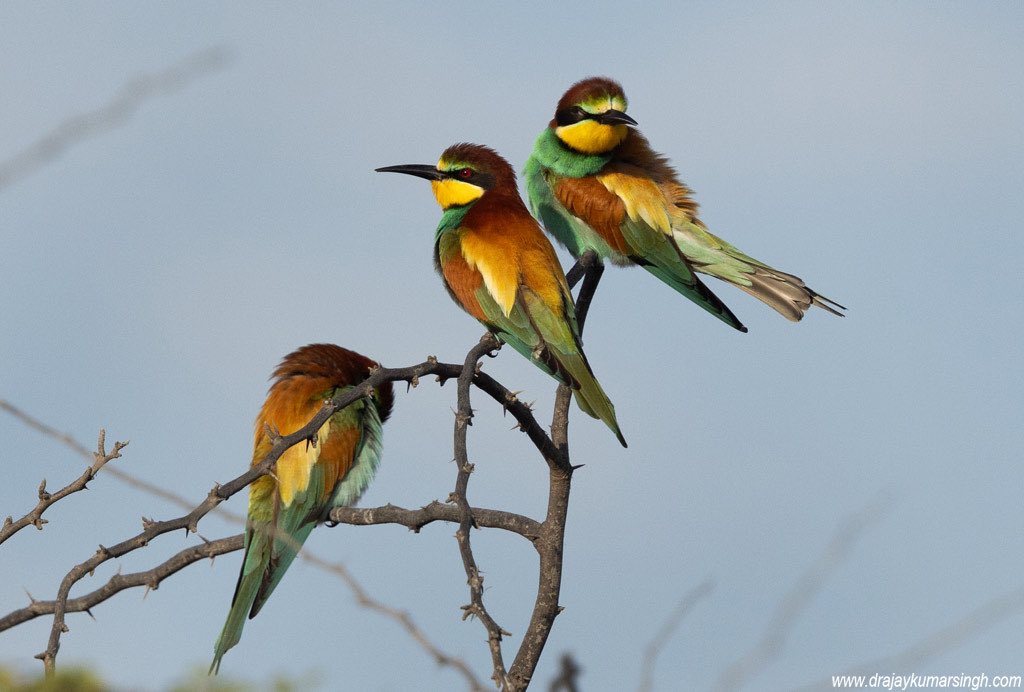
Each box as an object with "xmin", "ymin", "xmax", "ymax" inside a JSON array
[
  {"xmin": 452, "ymin": 334, "xmax": 513, "ymax": 688},
  {"xmin": 10, "ymin": 351, "xmax": 558, "ymax": 684},
  {"xmin": 329, "ymin": 502, "xmax": 541, "ymax": 538},
  {"xmin": 0, "ymin": 430, "xmax": 127, "ymax": 546},
  {"xmin": 1, "ymin": 536, "xmax": 243, "ymax": 632}
]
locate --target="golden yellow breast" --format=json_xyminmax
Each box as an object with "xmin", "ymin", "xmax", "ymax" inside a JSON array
[
  {"xmin": 431, "ymin": 179, "xmax": 484, "ymax": 209},
  {"xmin": 459, "ymin": 231, "xmax": 519, "ymax": 317},
  {"xmin": 555, "ymin": 121, "xmax": 628, "ymax": 155}
]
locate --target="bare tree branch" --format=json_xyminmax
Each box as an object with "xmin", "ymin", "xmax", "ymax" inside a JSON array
[
  {"xmin": 0, "ymin": 47, "xmax": 230, "ymax": 191},
  {"xmin": 0, "ymin": 430, "xmax": 126, "ymax": 545},
  {"xmin": 714, "ymin": 498, "xmax": 891, "ymax": 692},
  {"xmin": 638, "ymin": 579, "xmax": 716, "ymax": 692},
  {"xmin": 1, "ymin": 535, "xmax": 242, "ymax": 631},
  {"xmin": 453, "ymin": 333, "xmax": 513, "ymax": 688},
  {"xmin": 329, "ymin": 501, "xmax": 541, "ymax": 538}
]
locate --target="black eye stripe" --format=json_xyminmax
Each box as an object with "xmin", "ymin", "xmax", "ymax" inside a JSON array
[
  {"xmin": 444, "ymin": 168, "xmax": 496, "ymax": 190},
  {"xmin": 555, "ymin": 105, "xmax": 592, "ymax": 127}
]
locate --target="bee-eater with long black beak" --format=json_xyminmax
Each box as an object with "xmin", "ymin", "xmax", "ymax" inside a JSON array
[
  {"xmin": 212, "ymin": 344, "xmax": 394, "ymax": 673},
  {"xmin": 377, "ymin": 143, "xmax": 626, "ymax": 447},
  {"xmin": 524, "ymin": 77, "xmax": 844, "ymax": 328}
]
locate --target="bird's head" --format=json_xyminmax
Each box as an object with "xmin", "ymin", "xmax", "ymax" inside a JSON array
[
  {"xmin": 376, "ymin": 143, "xmax": 517, "ymax": 210},
  {"xmin": 550, "ymin": 77, "xmax": 637, "ymax": 155}
]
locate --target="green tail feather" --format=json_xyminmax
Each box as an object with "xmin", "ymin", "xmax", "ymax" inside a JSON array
[
  {"xmin": 494, "ymin": 329, "xmax": 627, "ymax": 447},
  {"xmin": 571, "ymin": 373, "xmax": 627, "ymax": 448},
  {"xmin": 210, "ymin": 528, "xmax": 266, "ymax": 674}
]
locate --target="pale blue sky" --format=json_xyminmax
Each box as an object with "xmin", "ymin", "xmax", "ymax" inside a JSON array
[{"xmin": 2, "ymin": 3, "xmax": 1023, "ymax": 690}]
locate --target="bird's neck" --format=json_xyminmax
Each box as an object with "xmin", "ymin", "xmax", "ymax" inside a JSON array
[{"xmin": 531, "ymin": 127, "xmax": 613, "ymax": 178}]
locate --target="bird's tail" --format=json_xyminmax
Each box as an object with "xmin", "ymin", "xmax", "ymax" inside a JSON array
[
  {"xmin": 673, "ymin": 222, "xmax": 846, "ymax": 322},
  {"xmin": 571, "ymin": 371, "xmax": 628, "ymax": 448},
  {"xmin": 210, "ymin": 519, "xmax": 314, "ymax": 674},
  {"xmin": 548, "ymin": 343, "xmax": 627, "ymax": 447},
  {"xmin": 729, "ymin": 264, "xmax": 846, "ymax": 321},
  {"xmin": 640, "ymin": 260, "xmax": 748, "ymax": 332},
  {"xmin": 494, "ymin": 328, "xmax": 627, "ymax": 447}
]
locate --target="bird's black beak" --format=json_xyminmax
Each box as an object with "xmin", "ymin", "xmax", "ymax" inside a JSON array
[
  {"xmin": 375, "ymin": 164, "xmax": 445, "ymax": 181},
  {"xmin": 596, "ymin": 109, "xmax": 638, "ymax": 127}
]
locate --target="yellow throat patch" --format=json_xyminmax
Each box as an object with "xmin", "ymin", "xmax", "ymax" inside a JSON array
[
  {"xmin": 556, "ymin": 120, "xmax": 628, "ymax": 155},
  {"xmin": 431, "ymin": 179, "xmax": 484, "ymax": 209}
]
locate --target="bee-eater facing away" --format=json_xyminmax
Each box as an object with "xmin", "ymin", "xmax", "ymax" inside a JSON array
[
  {"xmin": 211, "ymin": 344, "xmax": 394, "ymax": 673},
  {"xmin": 524, "ymin": 77, "xmax": 845, "ymax": 329},
  {"xmin": 376, "ymin": 143, "xmax": 626, "ymax": 447}
]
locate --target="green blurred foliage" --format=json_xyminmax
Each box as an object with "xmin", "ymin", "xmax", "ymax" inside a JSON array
[{"xmin": 0, "ymin": 665, "xmax": 321, "ymax": 692}]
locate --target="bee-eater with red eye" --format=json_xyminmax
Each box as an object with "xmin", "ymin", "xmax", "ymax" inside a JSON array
[
  {"xmin": 211, "ymin": 344, "xmax": 394, "ymax": 673},
  {"xmin": 377, "ymin": 143, "xmax": 626, "ymax": 447},
  {"xmin": 524, "ymin": 77, "xmax": 844, "ymax": 328}
]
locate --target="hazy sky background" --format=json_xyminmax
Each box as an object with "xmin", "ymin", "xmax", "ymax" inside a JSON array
[{"xmin": 2, "ymin": 3, "xmax": 1023, "ymax": 690}]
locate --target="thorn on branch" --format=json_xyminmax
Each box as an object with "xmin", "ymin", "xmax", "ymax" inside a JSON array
[
  {"xmin": 263, "ymin": 423, "xmax": 281, "ymax": 444},
  {"xmin": 85, "ymin": 608, "xmax": 96, "ymax": 621}
]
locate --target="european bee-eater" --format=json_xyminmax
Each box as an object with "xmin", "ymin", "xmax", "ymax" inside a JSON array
[
  {"xmin": 211, "ymin": 343, "xmax": 394, "ymax": 673},
  {"xmin": 377, "ymin": 143, "xmax": 626, "ymax": 447},
  {"xmin": 524, "ymin": 77, "xmax": 844, "ymax": 329}
]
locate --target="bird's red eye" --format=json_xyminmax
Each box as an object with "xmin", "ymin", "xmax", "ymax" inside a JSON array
[{"xmin": 459, "ymin": 168, "xmax": 472, "ymax": 179}]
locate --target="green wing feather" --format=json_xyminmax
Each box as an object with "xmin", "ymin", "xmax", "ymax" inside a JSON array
[
  {"xmin": 618, "ymin": 215, "xmax": 748, "ymax": 332},
  {"xmin": 476, "ymin": 279, "xmax": 626, "ymax": 447}
]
